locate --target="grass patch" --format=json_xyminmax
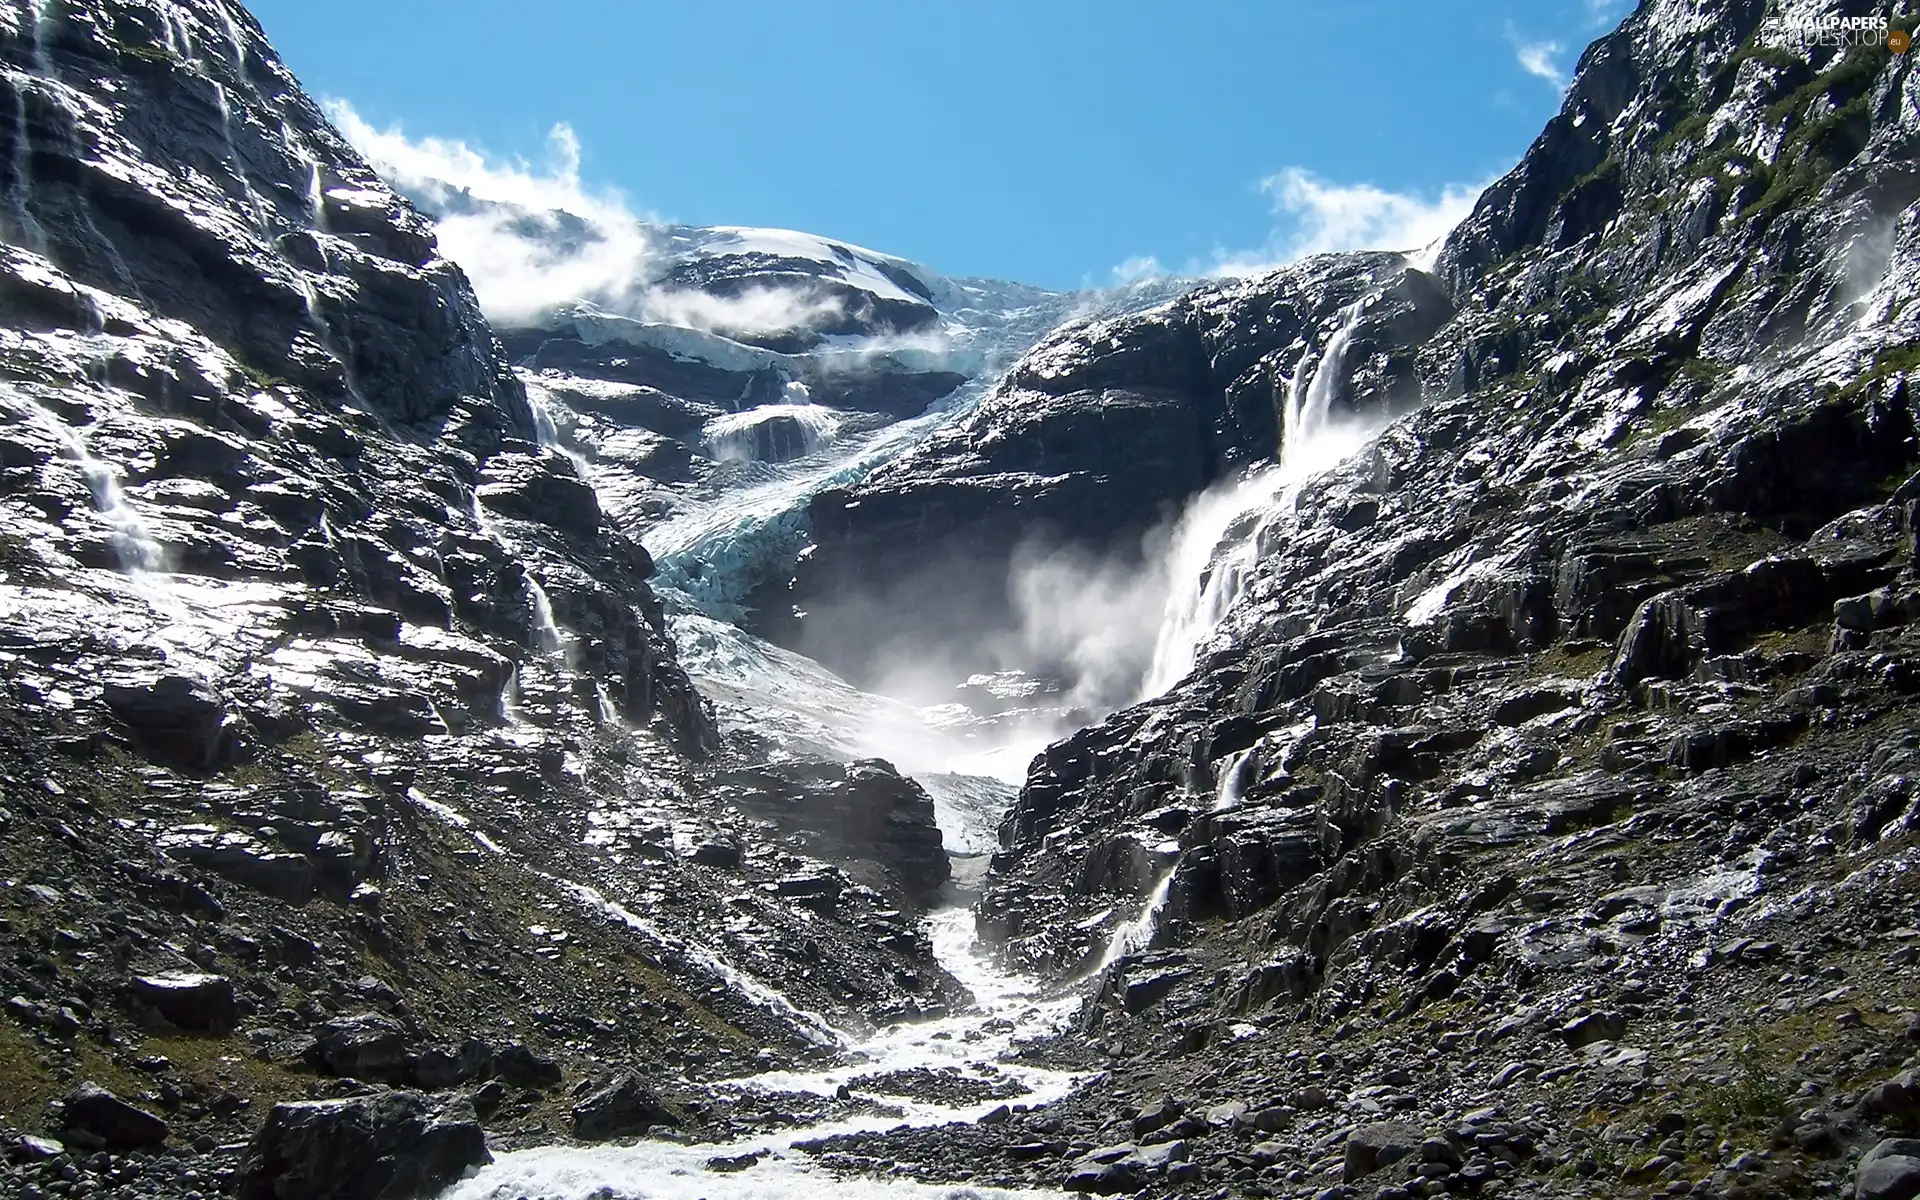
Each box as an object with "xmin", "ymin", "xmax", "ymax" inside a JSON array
[
  {"xmin": 1834, "ymin": 341, "xmax": 1920, "ymax": 404},
  {"xmin": 109, "ymin": 39, "xmax": 177, "ymax": 68},
  {"xmin": 0, "ymin": 1020, "xmax": 61, "ymax": 1129},
  {"xmin": 1529, "ymin": 641, "xmax": 1614, "ymax": 681},
  {"xmin": 1696, "ymin": 1048, "xmax": 1790, "ymax": 1127},
  {"xmin": 235, "ymin": 363, "xmax": 290, "ymax": 394}
]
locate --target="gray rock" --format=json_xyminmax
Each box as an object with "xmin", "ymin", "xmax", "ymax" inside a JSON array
[
  {"xmin": 1561, "ymin": 1010, "xmax": 1628, "ymax": 1049},
  {"xmin": 1064, "ymin": 1160, "xmax": 1139, "ymax": 1194},
  {"xmin": 571, "ymin": 1073, "xmax": 676, "ymax": 1141},
  {"xmin": 411, "ymin": 1041, "xmax": 494, "ymax": 1091},
  {"xmin": 305, "ymin": 1013, "xmax": 411, "ymax": 1083},
  {"xmin": 1345, "ymin": 1121, "xmax": 1424, "ymax": 1181},
  {"xmin": 101, "ymin": 672, "xmax": 237, "ymax": 772},
  {"xmin": 1122, "ymin": 968, "xmax": 1194, "ymax": 1014},
  {"xmin": 1858, "ymin": 1140, "xmax": 1920, "ymax": 1200},
  {"xmin": 1864, "ymin": 1079, "xmax": 1918, "ymax": 1120},
  {"xmin": 493, "ymin": 1042, "xmax": 562, "ymax": 1090},
  {"xmin": 128, "ymin": 971, "xmax": 236, "ymax": 1032},
  {"xmin": 236, "ymin": 1090, "xmax": 490, "ymax": 1200},
  {"xmin": 60, "ymin": 1083, "xmax": 167, "ymax": 1151}
]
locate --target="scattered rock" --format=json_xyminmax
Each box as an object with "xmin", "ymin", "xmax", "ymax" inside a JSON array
[{"xmin": 1345, "ymin": 1121, "xmax": 1424, "ymax": 1181}]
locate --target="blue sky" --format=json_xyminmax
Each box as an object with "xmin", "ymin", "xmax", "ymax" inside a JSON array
[{"xmin": 249, "ymin": 0, "xmax": 1629, "ymax": 291}]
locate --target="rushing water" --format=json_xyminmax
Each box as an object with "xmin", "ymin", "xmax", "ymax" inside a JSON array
[
  {"xmin": 443, "ymin": 909, "xmax": 1080, "ymax": 1200},
  {"xmin": 24, "ymin": 396, "xmax": 169, "ymax": 576}
]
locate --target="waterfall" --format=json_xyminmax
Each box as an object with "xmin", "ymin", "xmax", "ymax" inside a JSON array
[
  {"xmin": 525, "ymin": 573, "xmax": 563, "ymax": 657},
  {"xmin": 1090, "ymin": 867, "xmax": 1176, "ymax": 974},
  {"xmin": 212, "ymin": 82, "xmax": 269, "ymax": 234},
  {"xmin": 498, "ymin": 663, "xmax": 528, "ymax": 725},
  {"xmin": 1138, "ymin": 294, "xmax": 1376, "ymax": 698},
  {"xmin": 215, "ymin": 3, "xmax": 249, "ymax": 71},
  {"xmin": 29, "ymin": 402, "xmax": 167, "ymax": 575},
  {"xmin": 1211, "ymin": 746, "xmax": 1257, "ymax": 812},
  {"xmin": 470, "ymin": 490, "xmax": 569, "ymax": 662},
  {"xmin": 304, "ymin": 153, "xmax": 326, "ymax": 231},
  {"xmin": 5, "ymin": 70, "xmax": 45, "ymax": 252},
  {"xmin": 701, "ymin": 400, "xmax": 842, "ymax": 464},
  {"xmin": 1282, "ymin": 297, "xmax": 1365, "ymax": 464},
  {"xmin": 525, "ymin": 381, "xmax": 591, "ymax": 475}
]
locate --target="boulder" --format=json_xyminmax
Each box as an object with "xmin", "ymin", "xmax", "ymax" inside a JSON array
[
  {"xmin": 1064, "ymin": 1160, "xmax": 1139, "ymax": 1194},
  {"xmin": 305, "ymin": 1013, "xmax": 412, "ymax": 1083},
  {"xmin": 128, "ymin": 971, "xmax": 237, "ymax": 1032},
  {"xmin": 236, "ymin": 1090, "xmax": 490, "ymax": 1200},
  {"xmin": 1561, "ymin": 1010, "xmax": 1628, "ymax": 1048},
  {"xmin": 705, "ymin": 758, "xmax": 949, "ymax": 905},
  {"xmin": 1858, "ymin": 1139, "xmax": 1920, "ymax": 1200},
  {"xmin": 60, "ymin": 1083, "xmax": 168, "ymax": 1151},
  {"xmin": 1122, "ymin": 967, "xmax": 1194, "ymax": 1015},
  {"xmin": 157, "ymin": 826, "xmax": 316, "ymax": 905},
  {"xmin": 1345, "ymin": 1121, "xmax": 1424, "ymax": 1181},
  {"xmin": 493, "ymin": 1042, "xmax": 562, "ymax": 1090},
  {"xmin": 101, "ymin": 672, "xmax": 237, "ymax": 772},
  {"xmin": 475, "ymin": 453, "xmax": 600, "ymax": 538},
  {"xmin": 411, "ymin": 1041, "xmax": 493, "ymax": 1091},
  {"xmin": 570, "ymin": 1073, "xmax": 677, "ymax": 1141}
]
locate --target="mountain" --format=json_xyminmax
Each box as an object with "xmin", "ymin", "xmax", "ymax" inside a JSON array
[
  {"xmin": 761, "ymin": 0, "xmax": 1920, "ymax": 1195},
  {"xmin": 0, "ymin": 1, "xmax": 992, "ymax": 1192},
  {"xmin": 2, "ymin": 0, "xmax": 1920, "ymax": 1198}
]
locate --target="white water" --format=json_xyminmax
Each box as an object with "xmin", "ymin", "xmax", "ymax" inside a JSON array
[
  {"xmin": 525, "ymin": 574, "xmax": 563, "ymax": 657},
  {"xmin": 1211, "ymin": 746, "xmax": 1257, "ymax": 812},
  {"xmin": 422, "ymin": 264, "xmax": 1363, "ymax": 1196},
  {"xmin": 431, "ymin": 284, "xmax": 1219, "ymax": 1198},
  {"xmin": 1089, "ymin": 868, "xmax": 1176, "ymax": 975},
  {"xmin": 467, "ymin": 487, "xmax": 571, "ymax": 662},
  {"xmin": 702, "ymin": 399, "xmax": 842, "ymax": 463},
  {"xmin": 1139, "ymin": 294, "xmax": 1376, "ymax": 698},
  {"xmin": 445, "ymin": 908, "xmax": 1080, "ymax": 1200},
  {"xmin": 25, "ymin": 399, "xmax": 168, "ymax": 575},
  {"xmin": 5, "ymin": 67, "xmax": 46, "ymax": 252},
  {"xmin": 526, "ymin": 381, "xmax": 593, "ymax": 476}
]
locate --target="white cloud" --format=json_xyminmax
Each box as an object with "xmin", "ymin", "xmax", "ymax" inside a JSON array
[
  {"xmin": 643, "ymin": 287, "xmax": 847, "ymax": 337},
  {"xmin": 1585, "ymin": 0, "xmax": 1626, "ymax": 25},
  {"xmin": 1110, "ymin": 255, "xmax": 1164, "ymax": 284},
  {"xmin": 325, "ymin": 100, "xmax": 854, "ymax": 338},
  {"xmin": 1508, "ymin": 26, "xmax": 1568, "ymax": 90},
  {"xmin": 327, "ymin": 100, "xmax": 656, "ymax": 325},
  {"xmin": 1204, "ymin": 167, "xmax": 1487, "ymax": 278}
]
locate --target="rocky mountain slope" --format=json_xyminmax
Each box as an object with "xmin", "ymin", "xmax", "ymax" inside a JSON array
[
  {"xmin": 0, "ymin": 1, "xmax": 981, "ymax": 1195},
  {"xmin": 788, "ymin": 0, "xmax": 1920, "ymax": 1197},
  {"xmin": 4, "ymin": 0, "xmax": 1920, "ymax": 1198}
]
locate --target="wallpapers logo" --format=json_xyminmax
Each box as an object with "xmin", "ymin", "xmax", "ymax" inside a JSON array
[
  {"xmin": 1753, "ymin": 14, "xmax": 1919, "ymax": 120},
  {"xmin": 1755, "ymin": 12, "xmax": 1909, "ymax": 52}
]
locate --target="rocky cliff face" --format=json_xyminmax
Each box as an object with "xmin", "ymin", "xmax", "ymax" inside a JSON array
[
  {"xmin": 0, "ymin": 1, "xmax": 967, "ymax": 1189},
  {"xmin": 785, "ymin": 251, "xmax": 1455, "ymax": 688},
  {"xmin": 804, "ymin": 0, "xmax": 1920, "ymax": 1195}
]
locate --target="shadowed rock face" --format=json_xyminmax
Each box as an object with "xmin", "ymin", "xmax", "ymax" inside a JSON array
[{"xmin": 707, "ymin": 758, "xmax": 952, "ymax": 905}]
